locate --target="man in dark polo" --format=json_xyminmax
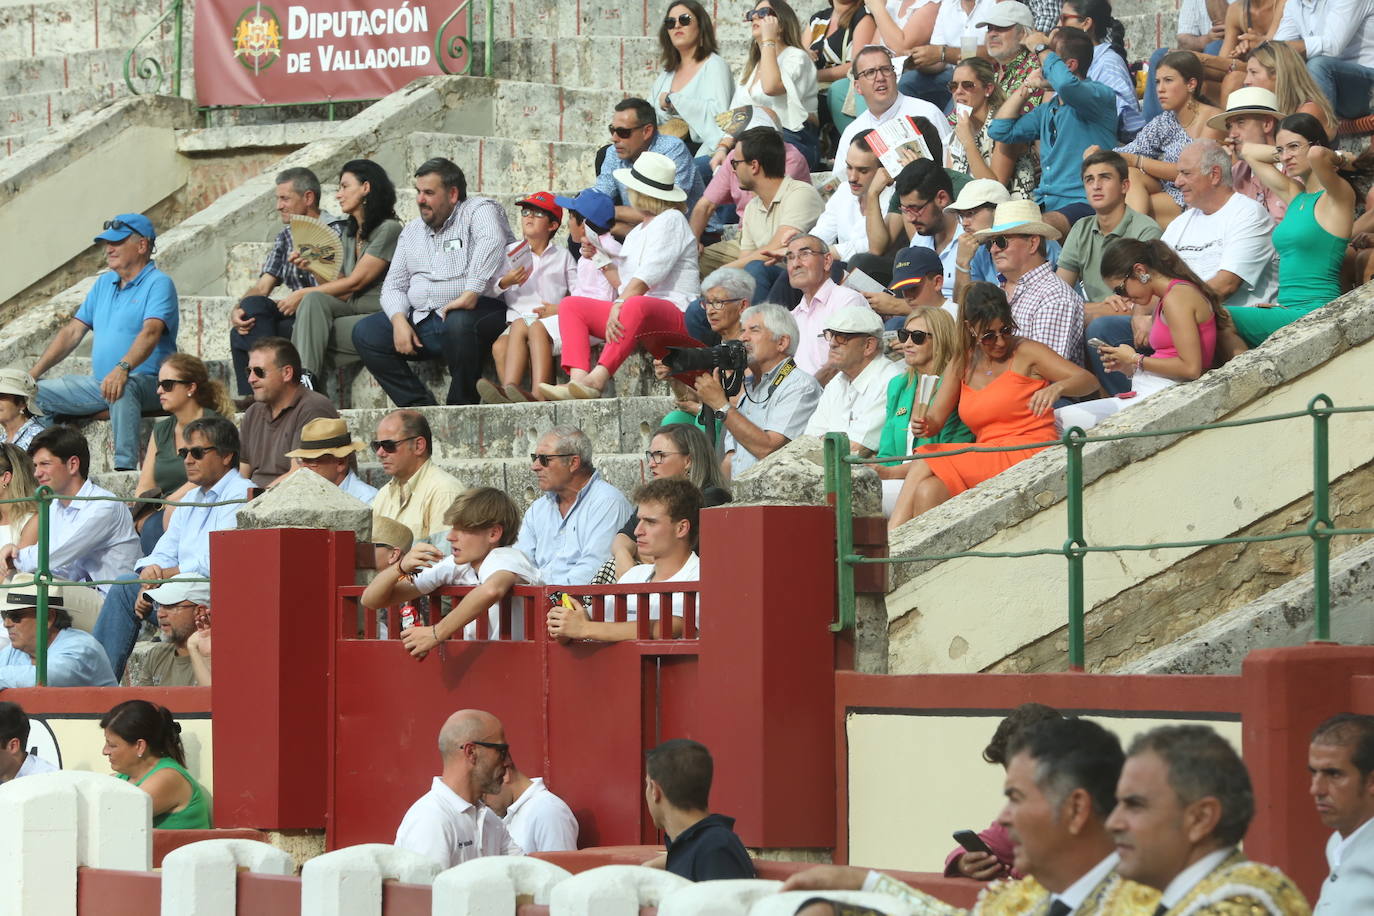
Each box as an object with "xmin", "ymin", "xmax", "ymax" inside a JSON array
[
  {"xmin": 642, "ymin": 738, "xmax": 755, "ymax": 881},
  {"xmin": 238, "ymin": 336, "xmax": 338, "ymax": 489}
]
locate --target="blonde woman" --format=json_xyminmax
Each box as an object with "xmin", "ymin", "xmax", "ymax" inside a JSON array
[
  {"xmin": 0, "ymin": 444, "xmax": 37, "ymax": 546},
  {"xmin": 1244, "ymin": 41, "xmax": 1339, "ymax": 139},
  {"xmin": 946, "ymin": 58, "xmax": 1037, "ymax": 197}
]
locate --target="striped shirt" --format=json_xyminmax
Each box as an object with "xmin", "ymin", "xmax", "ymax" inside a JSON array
[
  {"xmin": 380, "ymin": 198, "xmax": 515, "ymax": 321},
  {"xmin": 261, "ymin": 215, "xmax": 343, "ymax": 290}
]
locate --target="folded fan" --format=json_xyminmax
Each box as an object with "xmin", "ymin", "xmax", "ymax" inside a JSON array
[{"xmin": 289, "ymin": 216, "xmax": 342, "ymax": 282}]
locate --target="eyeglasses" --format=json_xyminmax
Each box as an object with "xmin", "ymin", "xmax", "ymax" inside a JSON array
[
  {"xmin": 784, "ymin": 247, "xmax": 823, "ymax": 263},
  {"xmin": 531, "ymin": 452, "xmax": 576, "ymax": 466},
  {"xmin": 156, "ymin": 378, "xmax": 192, "ymax": 392},
  {"xmin": 519, "ymin": 207, "xmax": 552, "ymax": 219},
  {"xmin": 899, "ymin": 199, "xmax": 934, "ymax": 217},
  {"xmin": 1277, "ymin": 140, "xmax": 1310, "ymax": 155},
  {"xmin": 608, "ymin": 124, "xmax": 646, "ymax": 139},
  {"xmin": 704, "ymin": 297, "xmax": 743, "ymax": 310},
  {"xmin": 744, "ymin": 7, "xmax": 774, "ymax": 20},
  {"xmin": 896, "ymin": 328, "xmax": 931, "ymax": 344},
  {"xmin": 177, "ymin": 446, "xmax": 221, "ymax": 460},
  {"xmin": 1058, "ymin": 12, "xmax": 1083, "ymax": 24},
  {"xmin": 821, "ymin": 330, "xmax": 862, "ymax": 343},
  {"xmin": 247, "ymin": 365, "xmax": 282, "ymax": 379},
  {"xmin": 372, "ymin": 436, "xmax": 419, "ymax": 453},
  {"xmin": 1, "ymin": 609, "xmax": 35, "ymax": 623},
  {"xmin": 947, "ymin": 79, "xmax": 981, "ymax": 92},
  {"xmin": 975, "ymin": 327, "xmax": 1017, "ymax": 343},
  {"xmin": 645, "ymin": 450, "xmax": 687, "ymax": 464},
  {"xmin": 857, "ymin": 64, "xmax": 896, "ymax": 81},
  {"xmin": 664, "ymin": 12, "xmax": 694, "ymax": 27},
  {"xmin": 467, "ymin": 740, "xmax": 511, "ymax": 758}
]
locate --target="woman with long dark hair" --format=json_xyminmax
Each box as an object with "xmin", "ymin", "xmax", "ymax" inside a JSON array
[
  {"xmin": 649, "ymin": 0, "xmax": 735, "ymax": 154},
  {"xmin": 101, "ymin": 699, "xmax": 211, "ymax": 829}
]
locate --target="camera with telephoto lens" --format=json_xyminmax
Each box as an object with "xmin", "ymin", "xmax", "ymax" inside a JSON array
[{"xmin": 661, "ymin": 340, "xmax": 749, "ymax": 396}]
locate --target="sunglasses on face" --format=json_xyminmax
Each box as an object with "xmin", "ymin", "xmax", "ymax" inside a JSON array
[
  {"xmin": 947, "ymin": 79, "xmax": 981, "ymax": 92},
  {"xmin": 519, "ymin": 207, "xmax": 552, "ymax": 220},
  {"xmin": 976, "ymin": 327, "xmax": 1017, "ymax": 343},
  {"xmin": 531, "ymin": 452, "xmax": 575, "ymax": 466},
  {"xmin": 372, "ymin": 436, "xmax": 418, "ymax": 453},
  {"xmin": 987, "ymin": 235, "xmax": 1030, "ymax": 250},
  {"xmin": 896, "ymin": 328, "xmax": 931, "ymax": 344},
  {"xmin": 608, "ymin": 124, "xmax": 647, "ymax": 139},
  {"xmin": 744, "ymin": 7, "xmax": 774, "ymax": 20},
  {"xmin": 664, "ymin": 12, "xmax": 694, "ymax": 27},
  {"xmin": 157, "ymin": 378, "xmax": 192, "ymax": 392},
  {"xmin": 247, "ymin": 365, "xmax": 281, "ymax": 379},
  {"xmin": 1113, "ymin": 281, "xmax": 1128, "ymax": 297},
  {"xmin": 821, "ymin": 330, "xmax": 862, "ymax": 343},
  {"xmin": 468, "ymin": 740, "xmax": 511, "ymax": 757},
  {"xmin": 899, "ymin": 199, "xmax": 933, "ymax": 217},
  {"xmin": 177, "ymin": 446, "xmax": 220, "ymax": 460},
  {"xmin": 1, "ymin": 609, "xmax": 35, "ymax": 623}
]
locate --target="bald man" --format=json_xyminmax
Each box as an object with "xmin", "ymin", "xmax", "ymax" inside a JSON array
[{"xmin": 394, "ymin": 709, "xmax": 523, "ymax": 868}]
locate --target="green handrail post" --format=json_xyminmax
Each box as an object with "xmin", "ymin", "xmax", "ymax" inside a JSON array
[
  {"xmin": 436, "ymin": 0, "xmax": 493, "ymax": 75},
  {"xmin": 1309, "ymin": 394, "xmax": 1334, "ymax": 641},
  {"xmin": 1062, "ymin": 427, "xmax": 1088, "ymax": 672},
  {"xmin": 34, "ymin": 486, "xmax": 53, "ymax": 687},
  {"xmin": 823, "ymin": 432, "xmax": 857, "ymax": 632},
  {"xmin": 484, "ymin": 0, "xmax": 494, "ymax": 76},
  {"xmin": 171, "ymin": 0, "xmax": 183, "ymax": 96}
]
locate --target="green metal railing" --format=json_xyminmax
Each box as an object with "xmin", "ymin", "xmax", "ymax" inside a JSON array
[
  {"xmin": 1, "ymin": 490, "xmax": 246, "ymax": 687},
  {"xmin": 823, "ymin": 395, "xmax": 1374, "ymax": 670},
  {"xmin": 123, "ymin": 0, "xmax": 184, "ymax": 96}
]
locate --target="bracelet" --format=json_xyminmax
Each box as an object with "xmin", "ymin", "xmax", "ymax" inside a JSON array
[
  {"xmin": 1135, "ymin": 353, "xmax": 1146, "ymax": 371},
  {"xmin": 432, "ymin": 625, "xmax": 447, "ymax": 660},
  {"xmin": 762, "ymin": 40, "xmax": 777, "ymax": 47}
]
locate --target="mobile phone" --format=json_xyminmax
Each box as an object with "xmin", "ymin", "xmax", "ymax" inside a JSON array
[
  {"xmin": 952, "ymin": 829, "xmax": 992, "ymax": 855},
  {"xmin": 1087, "ymin": 337, "xmax": 1108, "ymax": 349}
]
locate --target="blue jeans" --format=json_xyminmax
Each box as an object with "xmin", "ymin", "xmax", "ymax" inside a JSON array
[
  {"xmin": 743, "ymin": 260, "xmax": 784, "ymax": 304},
  {"xmin": 693, "ymin": 154, "xmax": 732, "ymax": 233},
  {"xmin": 1085, "ymin": 314, "xmax": 1136, "ymax": 395},
  {"xmin": 898, "ymin": 64, "xmax": 954, "ymax": 113},
  {"xmin": 94, "ymin": 578, "xmax": 145, "ymax": 681},
  {"xmin": 352, "ymin": 300, "xmax": 508, "ymax": 407},
  {"xmin": 1308, "ymin": 56, "xmax": 1374, "ymax": 119},
  {"xmin": 782, "ymin": 124, "xmax": 820, "ymax": 171},
  {"xmin": 35, "ymin": 373, "xmax": 159, "ymax": 470},
  {"xmin": 231, "ymin": 295, "xmax": 295, "ymax": 395}
]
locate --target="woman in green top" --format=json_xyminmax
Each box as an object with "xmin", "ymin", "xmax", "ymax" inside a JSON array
[
  {"xmin": 876, "ymin": 306, "xmax": 974, "ymax": 516},
  {"xmin": 101, "ymin": 699, "xmax": 212, "ymax": 830},
  {"xmin": 289, "ymin": 158, "xmax": 403, "ymax": 376}
]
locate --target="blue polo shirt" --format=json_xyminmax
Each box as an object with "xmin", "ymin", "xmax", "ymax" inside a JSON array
[
  {"xmin": 73, "ymin": 261, "xmax": 179, "ymax": 377},
  {"xmin": 988, "ymin": 53, "xmax": 1118, "ymax": 211}
]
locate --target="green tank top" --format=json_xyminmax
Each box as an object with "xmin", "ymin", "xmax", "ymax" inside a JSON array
[
  {"xmin": 118, "ymin": 756, "xmax": 212, "ymax": 829},
  {"xmin": 1272, "ymin": 190, "xmax": 1346, "ymax": 312}
]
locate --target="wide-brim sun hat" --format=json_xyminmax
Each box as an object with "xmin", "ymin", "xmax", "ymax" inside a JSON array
[
  {"xmin": 0, "ymin": 367, "xmax": 42, "ymax": 416},
  {"xmin": 974, "ymin": 199, "xmax": 1061, "ymax": 241},
  {"xmin": 284, "ymin": 417, "xmax": 368, "ymax": 459},
  {"xmin": 1205, "ymin": 86, "xmax": 1282, "ymax": 132},
  {"xmin": 613, "ymin": 151, "xmax": 687, "ymax": 203}
]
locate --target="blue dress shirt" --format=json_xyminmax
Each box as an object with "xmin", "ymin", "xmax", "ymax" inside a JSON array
[{"xmin": 514, "ymin": 471, "xmax": 632, "ymax": 587}]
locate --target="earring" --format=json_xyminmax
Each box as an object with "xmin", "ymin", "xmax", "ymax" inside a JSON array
[
  {"xmin": 138, "ymin": 751, "xmax": 144, "ymax": 758},
  {"xmin": 1137, "ymin": 272, "xmax": 1151, "ymax": 283}
]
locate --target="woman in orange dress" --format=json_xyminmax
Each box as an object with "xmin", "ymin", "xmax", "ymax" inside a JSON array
[{"xmin": 887, "ymin": 282, "xmax": 1098, "ymax": 529}]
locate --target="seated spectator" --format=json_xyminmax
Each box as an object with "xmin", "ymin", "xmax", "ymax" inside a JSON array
[
  {"xmin": 897, "ymin": 0, "xmax": 994, "ymax": 109},
  {"xmin": 29, "ymin": 213, "xmax": 176, "ymax": 471},
  {"xmin": 482, "ymin": 760, "xmax": 580, "ymax": 854},
  {"xmin": 693, "ymin": 304, "xmax": 822, "ymax": 477},
  {"xmin": 808, "ymin": 0, "xmax": 876, "ymax": 137},
  {"xmin": 1233, "ymin": 114, "xmax": 1356, "ymax": 346},
  {"xmin": 643, "ymin": 739, "xmax": 756, "ymax": 881},
  {"xmin": 95, "ymin": 416, "xmax": 252, "ymax": 680},
  {"xmin": 284, "ymin": 417, "xmax": 377, "ymax": 505},
  {"xmin": 887, "ymin": 160, "xmax": 961, "ymax": 301},
  {"xmin": 0, "ymin": 700, "xmax": 58, "ymax": 782},
  {"xmin": 1108, "ymin": 725, "xmax": 1308, "ymax": 910},
  {"xmin": 812, "ymin": 131, "xmax": 895, "ymax": 270},
  {"xmin": 482, "ymin": 192, "xmax": 575, "ymax": 404},
  {"xmin": 830, "ymin": 46, "xmax": 950, "ymax": 185},
  {"xmin": 229, "ymin": 167, "xmax": 336, "ymax": 397},
  {"xmin": 649, "ymin": 0, "xmax": 735, "ymax": 159},
  {"xmin": 718, "ymin": 0, "xmax": 820, "ymax": 168},
  {"xmin": 1, "ymin": 426, "xmax": 139, "ymax": 598},
  {"xmin": 369, "ymin": 409, "xmax": 465, "ymax": 544},
  {"xmin": 787, "ymin": 237, "xmax": 872, "ymax": 377},
  {"xmin": 122, "ymin": 573, "xmax": 210, "ymax": 687},
  {"xmin": 869, "ymin": 245, "xmax": 957, "ymax": 334},
  {"xmin": 947, "ymin": 57, "xmax": 1038, "ymax": 200},
  {"xmin": 101, "ymin": 700, "xmax": 211, "ymax": 829},
  {"xmin": 516, "ymin": 427, "xmax": 633, "ymax": 586},
  {"xmin": 949, "ymin": 178, "xmax": 1013, "ymax": 297},
  {"xmin": 888, "ymin": 283, "xmax": 1096, "ymax": 529},
  {"xmin": 611, "ymin": 424, "xmax": 729, "ymax": 577},
  {"xmin": 690, "ymin": 138, "xmax": 812, "ymax": 246},
  {"xmin": 362, "ymin": 487, "xmax": 539, "ymax": 651},
  {"xmin": 804, "ymin": 306, "xmax": 903, "ymax": 456},
  {"xmin": 544, "ymin": 152, "xmax": 700, "ymax": 401},
  {"xmin": 1272, "ymin": 0, "xmax": 1374, "ymax": 122},
  {"xmin": 1058, "ymin": 0, "xmax": 1143, "ymax": 140},
  {"xmin": 395, "ymin": 709, "xmax": 523, "ymax": 867},
  {"xmin": 1141, "ymin": 0, "xmax": 1227, "ymax": 123},
  {"xmin": 555, "ymin": 193, "xmax": 624, "ymax": 350},
  {"xmin": 1212, "ymin": 87, "xmax": 1289, "ymax": 222},
  {"xmin": 1308, "ymin": 714, "xmax": 1374, "ymax": 911},
  {"xmin": 240, "ymin": 337, "xmax": 340, "ymax": 489},
  {"xmin": 989, "ymin": 27, "xmax": 1119, "ymax": 237},
  {"xmin": 368, "ymin": 516, "xmax": 413, "ymax": 640},
  {"xmin": 0, "ymin": 368, "xmax": 43, "ymax": 450},
  {"xmin": 547, "ymin": 477, "xmax": 701, "ymax": 642},
  {"xmin": 352, "ymin": 157, "xmax": 513, "ymax": 408},
  {"xmin": 682, "ymin": 266, "xmax": 750, "ymax": 350},
  {"xmin": 0, "ymin": 444, "xmax": 36, "ymax": 547},
  {"xmin": 1112, "ymin": 51, "xmax": 1225, "ymax": 227},
  {"xmin": 598, "ymin": 98, "xmax": 706, "ymax": 236},
  {"xmin": 1060, "ymin": 238, "xmax": 1231, "ymax": 429},
  {"xmin": 864, "ymin": 0, "xmax": 940, "ymax": 62},
  {"xmin": 0, "ymin": 579, "xmax": 116, "ymax": 687},
  {"xmin": 133, "ymin": 353, "xmax": 233, "ymax": 551},
  {"xmin": 1244, "ymin": 41, "xmax": 1340, "ymax": 140},
  {"xmin": 290, "ymin": 159, "xmax": 404, "ymax": 381},
  {"xmin": 874, "ymin": 304, "xmax": 974, "ymax": 515},
  {"xmin": 979, "ymin": 3, "xmax": 1048, "ymax": 115},
  {"xmin": 977, "ymin": 200, "xmax": 1086, "ymax": 364}
]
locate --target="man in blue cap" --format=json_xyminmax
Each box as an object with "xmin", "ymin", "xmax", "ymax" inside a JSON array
[
  {"xmin": 28, "ymin": 213, "xmax": 178, "ymax": 471},
  {"xmin": 865, "ymin": 246, "xmax": 954, "ymax": 330}
]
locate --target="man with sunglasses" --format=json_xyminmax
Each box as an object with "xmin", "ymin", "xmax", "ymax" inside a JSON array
[
  {"xmin": 121, "ymin": 573, "xmax": 210, "ymax": 688},
  {"xmin": 369, "ymin": 409, "xmax": 465, "ymax": 544},
  {"xmin": 28, "ymin": 212, "xmax": 177, "ymax": 472},
  {"xmin": 830, "ymin": 46, "xmax": 950, "ymax": 185},
  {"xmin": 239, "ymin": 337, "xmax": 339, "ymax": 490},
  {"xmin": 593, "ymin": 97, "xmax": 704, "ymax": 236},
  {"xmin": 394, "ymin": 708, "xmax": 524, "ymax": 868},
  {"xmin": 804, "ymin": 306, "xmax": 902, "ymax": 457},
  {"xmin": 0, "ymin": 578, "xmax": 117, "ymax": 688}
]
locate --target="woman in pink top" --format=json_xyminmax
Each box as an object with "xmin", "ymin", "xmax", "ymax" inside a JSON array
[{"xmin": 1056, "ymin": 238, "xmax": 1232, "ymax": 432}]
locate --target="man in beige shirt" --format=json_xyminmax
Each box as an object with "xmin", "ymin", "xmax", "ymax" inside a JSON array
[{"xmin": 369, "ymin": 409, "xmax": 465, "ymax": 543}]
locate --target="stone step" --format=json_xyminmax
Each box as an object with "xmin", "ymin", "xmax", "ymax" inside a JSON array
[
  {"xmin": 476, "ymin": 0, "xmax": 752, "ymax": 45},
  {"xmin": 0, "ymin": 84, "xmax": 117, "ymax": 145},
  {"xmin": 0, "ymin": 0, "xmax": 173, "ymax": 59},
  {"xmin": 175, "ymin": 121, "xmax": 350, "ymax": 154},
  {"xmin": 405, "ymin": 132, "xmax": 599, "ymax": 197},
  {"xmin": 491, "ymin": 36, "xmax": 752, "ymax": 94},
  {"xmin": 0, "ymin": 41, "xmax": 170, "ymax": 97}
]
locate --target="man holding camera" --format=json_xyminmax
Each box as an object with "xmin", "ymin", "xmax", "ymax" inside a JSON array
[{"xmin": 693, "ymin": 304, "xmax": 820, "ymax": 479}]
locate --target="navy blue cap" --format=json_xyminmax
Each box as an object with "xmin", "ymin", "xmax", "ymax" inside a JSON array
[
  {"xmin": 553, "ymin": 189, "xmax": 615, "ymax": 231},
  {"xmin": 94, "ymin": 213, "xmax": 156, "ymax": 244},
  {"xmin": 890, "ymin": 247, "xmax": 943, "ymax": 291}
]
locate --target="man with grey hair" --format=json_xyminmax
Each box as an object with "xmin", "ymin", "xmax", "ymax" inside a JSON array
[
  {"xmin": 786, "ymin": 235, "xmax": 870, "ymax": 379},
  {"xmin": 804, "ymin": 306, "xmax": 902, "ymax": 457},
  {"xmin": 229, "ymin": 167, "xmax": 340, "ymax": 397},
  {"xmin": 394, "ymin": 708, "xmax": 523, "ymax": 868},
  {"xmin": 981, "ymin": 2, "xmax": 1049, "ymax": 112},
  {"xmin": 1161, "ymin": 140, "xmax": 1279, "ymax": 315},
  {"xmin": 515, "ymin": 427, "xmax": 631, "ymax": 586},
  {"xmin": 693, "ymin": 303, "xmax": 821, "ymax": 478},
  {"xmin": 1107, "ymin": 724, "xmax": 1309, "ymax": 914}
]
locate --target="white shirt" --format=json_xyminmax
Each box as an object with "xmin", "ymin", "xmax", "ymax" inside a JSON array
[
  {"xmin": 1327, "ymin": 817, "xmax": 1374, "ymax": 870},
  {"xmin": 1161, "ymin": 193, "xmax": 1279, "ymax": 309},
  {"xmin": 812, "ymin": 184, "xmax": 895, "ymax": 261},
  {"xmin": 7, "ymin": 753, "xmax": 59, "ymax": 782},
  {"xmin": 732, "ymin": 45, "xmax": 818, "ymax": 132},
  {"xmin": 409, "ymin": 546, "xmax": 542, "ymax": 640},
  {"xmin": 15, "ymin": 479, "xmax": 139, "ymax": 596},
  {"xmin": 909, "ymin": 220, "xmax": 964, "ymax": 299},
  {"xmin": 1051, "ymin": 853, "xmax": 1119, "ymax": 913},
  {"xmin": 1274, "ymin": 0, "xmax": 1374, "ymax": 65},
  {"xmin": 339, "ymin": 470, "xmax": 378, "ymax": 505},
  {"xmin": 930, "ymin": 0, "xmax": 999, "ymax": 49},
  {"xmin": 1159, "ymin": 847, "xmax": 1235, "ymax": 909},
  {"xmin": 504, "ymin": 244, "xmax": 577, "ymax": 322},
  {"xmin": 1177, "ymin": 0, "xmax": 1215, "ymax": 35},
  {"xmin": 619, "ymin": 209, "xmax": 700, "ymax": 310},
  {"xmin": 832, "ymin": 95, "xmax": 953, "ymax": 182},
  {"xmin": 610, "ymin": 553, "xmax": 701, "ymax": 623},
  {"xmin": 504, "ymin": 778, "xmax": 579, "ymax": 853},
  {"xmin": 394, "ymin": 777, "xmax": 523, "ymax": 869},
  {"xmin": 805, "ymin": 355, "xmax": 904, "ymax": 451}
]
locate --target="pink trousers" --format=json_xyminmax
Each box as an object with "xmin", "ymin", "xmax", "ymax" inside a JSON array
[{"xmin": 557, "ymin": 295, "xmax": 687, "ymax": 373}]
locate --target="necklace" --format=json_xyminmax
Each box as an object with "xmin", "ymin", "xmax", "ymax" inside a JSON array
[{"xmin": 1181, "ymin": 100, "xmax": 1201, "ymax": 133}]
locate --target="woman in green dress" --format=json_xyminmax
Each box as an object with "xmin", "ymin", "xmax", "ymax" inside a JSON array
[{"xmin": 101, "ymin": 699, "xmax": 211, "ymax": 829}]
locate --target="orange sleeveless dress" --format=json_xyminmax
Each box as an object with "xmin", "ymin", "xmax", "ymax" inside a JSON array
[{"xmin": 916, "ymin": 370, "xmax": 1058, "ymax": 496}]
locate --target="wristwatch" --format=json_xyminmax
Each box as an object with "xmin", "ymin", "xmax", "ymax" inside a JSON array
[
  {"xmin": 1032, "ymin": 42, "xmax": 1049, "ymax": 55},
  {"xmin": 714, "ymin": 403, "xmax": 732, "ymax": 421},
  {"xmin": 116, "ymin": 360, "xmax": 132, "ymax": 372}
]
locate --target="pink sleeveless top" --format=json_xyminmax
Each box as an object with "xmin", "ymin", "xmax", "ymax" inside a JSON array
[{"xmin": 1149, "ymin": 279, "xmax": 1216, "ymax": 366}]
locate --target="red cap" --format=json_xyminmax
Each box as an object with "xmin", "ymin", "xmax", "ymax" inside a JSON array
[{"xmin": 517, "ymin": 191, "xmax": 563, "ymax": 222}]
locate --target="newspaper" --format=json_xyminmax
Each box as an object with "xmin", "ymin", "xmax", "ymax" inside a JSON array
[{"xmin": 863, "ymin": 115, "xmax": 935, "ymax": 176}]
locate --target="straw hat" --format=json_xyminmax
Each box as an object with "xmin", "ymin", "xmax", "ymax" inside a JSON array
[
  {"xmin": 1206, "ymin": 87, "xmax": 1281, "ymax": 131},
  {"xmin": 371, "ymin": 516, "xmax": 414, "ymax": 553},
  {"xmin": 284, "ymin": 417, "xmax": 367, "ymax": 459},
  {"xmin": 0, "ymin": 367, "xmax": 42, "ymax": 416},
  {"xmin": 973, "ymin": 199, "xmax": 1061, "ymax": 241},
  {"xmin": 5, "ymin": 573, "xmax": 65, "ymax": 611},
  {"xmin": 613, "ymin": 151, "xmax": 686, "ymax": 203}
]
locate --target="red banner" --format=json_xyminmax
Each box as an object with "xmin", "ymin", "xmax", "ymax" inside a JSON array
[{"xmin": 194, "ymin": 0, "xmax": 466, "ymax": 107}]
